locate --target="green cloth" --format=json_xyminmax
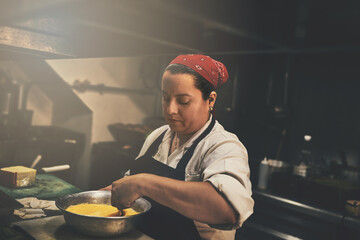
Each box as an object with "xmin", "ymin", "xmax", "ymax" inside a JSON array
[{"xmin": 0, "ymin": 174, "xmax": 81, "ymax": 200}]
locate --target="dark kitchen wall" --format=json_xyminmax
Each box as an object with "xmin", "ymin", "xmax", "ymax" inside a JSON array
[
  {"xmin": 229, "ymin": 52, "xmax": 360, "ymax": 168},
  {"xmin": 226, "ymin": 54, "xmax": 287, "ymax": 161},
  {"xmin": 206, "ymin": 0, "xmax": 360, "ymax": 169},
  {"xmin": 288, "ymin": 53, "xmax": 360, "ymax": 166}
]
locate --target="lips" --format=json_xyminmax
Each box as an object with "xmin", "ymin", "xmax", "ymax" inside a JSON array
[
  {"xmin": 167, "ymin": 117, "xmax": 181, "ymax": 124},
  {"xmin": 168, "ymin": 118, "xmax": 180, "ymax": 123}
]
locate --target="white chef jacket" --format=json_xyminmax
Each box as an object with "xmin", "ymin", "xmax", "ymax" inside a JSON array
[{"xmin": 135, "ymin": 116, "xmax": 254, "ymax": 240}]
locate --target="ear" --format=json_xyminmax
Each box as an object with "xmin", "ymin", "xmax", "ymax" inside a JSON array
[{"xmin": 208, "ymin": 91, "xmax": 217, "ymax": 108}]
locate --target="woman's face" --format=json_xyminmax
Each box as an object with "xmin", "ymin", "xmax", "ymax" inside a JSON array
[{"xmin": 162, "ymin": 71, "xmax": 211, "ymax": 136}]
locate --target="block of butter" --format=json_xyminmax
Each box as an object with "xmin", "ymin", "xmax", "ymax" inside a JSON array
[{"xmin": 0, "ymin": 166, "xmax": 37, "ymax": 187}]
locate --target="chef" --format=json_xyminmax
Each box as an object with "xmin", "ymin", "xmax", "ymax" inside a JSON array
[{"xmin": 104, "ymin": 54, "xmax": 254, "ymax": 240}]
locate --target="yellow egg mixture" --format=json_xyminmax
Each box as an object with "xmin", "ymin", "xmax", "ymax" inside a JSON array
[{"xmin": 66, "ymin": 203, "xmax": 140, "ymax": 217}]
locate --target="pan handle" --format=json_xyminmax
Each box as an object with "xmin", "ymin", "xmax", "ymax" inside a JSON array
[{"xmin": 41, "ymin": 165, "xmax": 70, "ymax": 173}]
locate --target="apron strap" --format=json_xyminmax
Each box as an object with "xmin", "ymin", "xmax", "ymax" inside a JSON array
[
  {"xmin": 176, "ymin": 116, "xmax": 216, "ymax": 172},
  {"xmin": 147, "ymin": 130, "xmax": 167, "ymax": 157}
]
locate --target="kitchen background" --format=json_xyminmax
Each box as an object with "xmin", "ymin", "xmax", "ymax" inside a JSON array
[{"xmin": 0, "ymin": 0, "xmax": 359, "ymax": 239}]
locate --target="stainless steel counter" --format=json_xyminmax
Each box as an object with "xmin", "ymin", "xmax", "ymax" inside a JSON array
[
  {"xmin": 11, "ymin": 215, "xmax": 153, "ymax": 240},
  {"xmin": 253, "ymin": 189, "xmax": 360, "ymax": 230},
  {"xmin": 236, "ymin": 189, "xmax": 360, "ymax": 240}
]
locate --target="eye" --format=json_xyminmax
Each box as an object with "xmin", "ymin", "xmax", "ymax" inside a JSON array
[
  {"xmin": 177, "ymin": 97, "xmax": 190, "ymax": 105},
  {"xmin": 179, "ymin": 100, "xmax": 190, "ymax": 105},
  {"xmin": 162, "ymin": 95, "xmax": 170, "ymax": 102}
]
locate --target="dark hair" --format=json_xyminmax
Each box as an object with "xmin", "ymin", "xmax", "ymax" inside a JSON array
[{"xmin": 165, "ymin": 64, "xmax": 215, "ymax": 100}]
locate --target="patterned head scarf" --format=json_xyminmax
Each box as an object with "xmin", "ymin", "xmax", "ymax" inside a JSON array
[{"xmin": 169, "ymin": 54, "xmax": 229, "ymax": 89}]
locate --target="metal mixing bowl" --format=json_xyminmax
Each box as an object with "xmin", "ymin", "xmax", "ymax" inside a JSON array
[{"xmin": 55, "ymin": 190, "xmax": 151, "ymax": 237}]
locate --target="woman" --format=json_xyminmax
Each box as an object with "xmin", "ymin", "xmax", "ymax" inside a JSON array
[{"xmin": 105, "ymin": 54, "xmax": 254, "ymax": 240}]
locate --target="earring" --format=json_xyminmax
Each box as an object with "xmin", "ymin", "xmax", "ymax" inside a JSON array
[{"xmin": 209, "ymin": 106, "xmax": 214, "ymax": 111}]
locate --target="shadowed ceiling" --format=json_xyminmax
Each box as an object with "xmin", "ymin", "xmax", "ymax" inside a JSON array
[{"xmin": 0, "ymin": 0, "xmax": 359, "ymax": 59}]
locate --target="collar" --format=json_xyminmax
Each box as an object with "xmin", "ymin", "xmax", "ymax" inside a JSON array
[{"xmin": 164, "ymin": 115, "xmax": 213, "ymax": 151}]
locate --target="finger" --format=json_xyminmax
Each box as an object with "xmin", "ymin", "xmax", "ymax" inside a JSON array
[
  {"xmin": 124, "ymin": 201, "xmax": 132, "ymax": 208},
  {"xmin": 99, "ymin": 185, "xmax": 112, "ymax": 191},
  {"xmin": 118, "ymin": 198, "xmax": 132, "ymax": 209},
  {"xmin": 111, "ymin": 191, "xmax": 119, "ymax": 208},
  {"xmin": 111, "ymin": 190, "xmax": 125, "ymax": 209},
  {"xmin": 107, "ymin": 210, "xmax": 122, "ymax": 217},
  {"xmin": 111, "ymin": 194, "xmax": 131, "ymax": 209}
]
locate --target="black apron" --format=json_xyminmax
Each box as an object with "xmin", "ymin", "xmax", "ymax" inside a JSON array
[{"xmin": 130, "ymin": 117, "xmax": 215, "ymax": 240}]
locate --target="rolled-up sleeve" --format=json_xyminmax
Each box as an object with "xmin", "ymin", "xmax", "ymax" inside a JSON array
[{"xmin": 201, "ymin": 138, "xmax": 254, "ymax": 229}]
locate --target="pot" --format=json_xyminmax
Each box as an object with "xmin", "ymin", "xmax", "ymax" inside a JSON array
[{"xmin": 55, "ymin": 190, "xmax": 151, "ymax": 237}]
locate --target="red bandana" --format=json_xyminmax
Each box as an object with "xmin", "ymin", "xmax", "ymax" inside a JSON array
[{"xmin": 169, "ymin": 54, "xmax": 229, "ymax": 89}]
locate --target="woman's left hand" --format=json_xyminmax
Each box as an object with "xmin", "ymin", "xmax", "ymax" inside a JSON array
[
  {"xmin": 110, "ymin": 173, "xmax": 236, "ymax": 225},
  {"xmin": 111, "ymin": 175, "xmax": 143, "ymax": 209},
  {"xmin": 99, "ymin": 185, "xmax": 112, "ymax": 191}
]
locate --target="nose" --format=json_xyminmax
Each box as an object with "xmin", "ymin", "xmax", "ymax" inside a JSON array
[{"xmin": 165, "ymin": 99, "xmax": 178, "ymax": 115}]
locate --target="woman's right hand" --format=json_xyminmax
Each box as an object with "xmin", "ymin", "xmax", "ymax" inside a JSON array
[{"xmin": 111, "ymin": 174, "xmax": 143, "ymax": 209}]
